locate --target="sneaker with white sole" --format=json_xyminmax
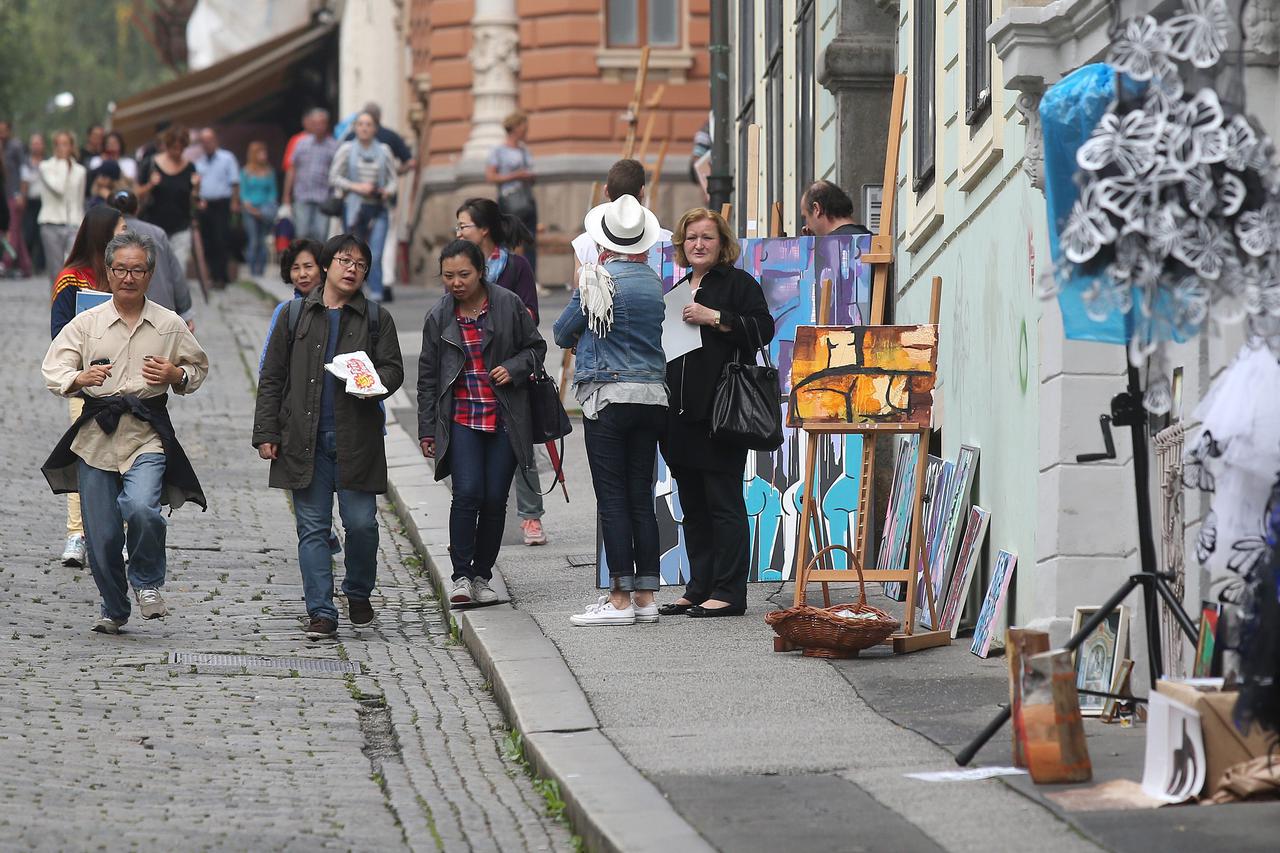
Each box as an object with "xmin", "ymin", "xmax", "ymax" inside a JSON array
[
  {"xmin": 136, "ymin": 588, "xmax": 169, "ymax": 620},
  {"xmin": 61, "ymin": 534, "xmax": 86, "ymax": 568},
  {"xmin": 471, "ymin": 578, "xmax": 498, "ymax": 605},
  {"xmin": 91, "ymin": 616, "xmax": 126, "ymax": 634},
  {"xmin": 570, "ymin": 595, "xmax": 636, "ymax": 626},
  {"xmin": 521, "ymin": 518, "xmax": 547, "ymax": 546},
  {"xmin": 633, "ymin": 601, "xmax": 660, "ymax": 623},
  {"xmin": 448, "ymin": 578, "xmax": 473, "ymax": 605}
]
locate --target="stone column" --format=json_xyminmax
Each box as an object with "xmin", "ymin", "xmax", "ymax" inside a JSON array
[
  {"xmin": 461, "ymin": 0, "xmax": 520, "ymax": 163},
  {"xmin": 817, "ymin": 0, "xmax": 898, "ymax": 216}
]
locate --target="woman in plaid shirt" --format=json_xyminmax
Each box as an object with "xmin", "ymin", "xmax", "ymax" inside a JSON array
[{"xmin": 417, "ymin": 240, "xmax": 546, "ymax": 606}]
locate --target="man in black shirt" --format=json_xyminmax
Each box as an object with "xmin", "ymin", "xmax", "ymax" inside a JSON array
[{"xmin": 800, "ymin": 180, "xmax": 872, "ymax": 237}]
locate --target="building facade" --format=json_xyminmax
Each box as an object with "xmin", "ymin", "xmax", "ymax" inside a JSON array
[{"xmin": 404, "ymin": 0, "xmax": 712, "ymax": 286}]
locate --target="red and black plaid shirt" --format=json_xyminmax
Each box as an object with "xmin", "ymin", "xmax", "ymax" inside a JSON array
[{"xmin": 452, "ymin": 304, "xmax": 499, "ymax": 432}]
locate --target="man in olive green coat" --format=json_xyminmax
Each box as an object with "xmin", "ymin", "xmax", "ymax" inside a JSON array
[{"xmin": 252, "ymin": 234, "xmax": 404, "ymax": 640}]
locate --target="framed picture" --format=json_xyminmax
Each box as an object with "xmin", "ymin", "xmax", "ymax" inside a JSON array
[
  {"xmin": 1100, "ymin": 658, "xmax": 1134, "ymax": 722},
  {"xmin": 1070, "ymin": 605, "xmax": 1130, "ymax": 716},
  {"xmin": 941, "ymin": 505, "xmax": 990, "ymax": 637},
  {"xmin": 1193, "ymin": 605, "xmax": 1220, "ymax": 678},
  {"xmin": 970, "ymin": 550, "xmax": 1017, "ymax": 658}
]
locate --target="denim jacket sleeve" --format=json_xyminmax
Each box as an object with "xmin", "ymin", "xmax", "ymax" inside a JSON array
[{"xmin": 553, "ymin": 290, "xmax": 586, "ymax": 348}]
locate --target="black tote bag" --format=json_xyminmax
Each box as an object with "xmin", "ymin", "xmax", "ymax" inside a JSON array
[{"xmin": 710, "ymin": 317, "xmax": 784, "ymax": 451}]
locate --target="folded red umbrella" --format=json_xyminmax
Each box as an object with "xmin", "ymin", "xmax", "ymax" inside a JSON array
[{"xmin": 544, "ymin": 440, "xmax": 569, "ymax": 502}]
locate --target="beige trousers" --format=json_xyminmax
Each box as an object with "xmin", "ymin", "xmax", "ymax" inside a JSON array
[{"xmin": 66, "ymin": 397, "xmax": 83, "ymax": 536}]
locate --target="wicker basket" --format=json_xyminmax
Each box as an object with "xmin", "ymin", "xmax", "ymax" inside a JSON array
[{"xmin": 765, "ymin": 545, "xmax": 900, "ymax": 658}]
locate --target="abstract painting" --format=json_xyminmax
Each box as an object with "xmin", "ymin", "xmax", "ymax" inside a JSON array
[
  {"xmin": 878, "ymin": 435, "xmax": 921, "ymax": 598},
  {"xmin": 920, "ymin": 445, "xmax": 980, "ymax": 629},
  {"xmin": 942, "ymin": 506, "xmax": 991, "ymax": 637},
  {"xmin": 788, "ymin": 325, "xmax": 938, "ymax": 427},
  {"xmin": 1192, "ymin": 605, "xmax": 1220, "ymax": 678},
  {"xmin": 971, "ymin": 550, "xmax": 1017, "ymax": 658},
  {"xmin": 599, "ymin": 234, "xmax": 875, "ymax": 586},
  {"xmin": 1071, "ymin": 605, "xmax": 1130, "ymax": 716}
]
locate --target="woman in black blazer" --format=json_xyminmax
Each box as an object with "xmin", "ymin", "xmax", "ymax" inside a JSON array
[{"xmin": 660, "ymin": 208, "xmax": 775, "ymax": 617}]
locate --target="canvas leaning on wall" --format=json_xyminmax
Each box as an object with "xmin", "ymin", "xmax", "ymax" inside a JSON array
[
  {"xmin": 971, "ymin": 550, "xmax": 1017, "ymax": 658},
  {"xmin": 1071, "ymin": 605, "xmax": 1131, "ymax": 716}
]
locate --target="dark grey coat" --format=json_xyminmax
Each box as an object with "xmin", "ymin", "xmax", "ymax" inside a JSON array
[
  {"xmin": 252, "ymin": 287, "xmax": 404, "ymax": 493},
  {"xmin": 416, "ymin": 284, "xmax": 547, "ymax": 480}
]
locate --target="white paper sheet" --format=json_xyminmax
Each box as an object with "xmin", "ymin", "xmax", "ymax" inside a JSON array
[
  {"xmin": 662, "ymin": 282, "xmax": 702, "ymax": 363},
  {"xmin": 905, "ymin": 767, "xmax": 1027, "ymax": 782},
  {"xmin": 1141, "ymin": 691, "xmax": 1206, "ymax": 803}
]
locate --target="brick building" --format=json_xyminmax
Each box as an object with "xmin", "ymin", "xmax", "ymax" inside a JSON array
[{"xmin": 406, "ymin": 0, "xmax": 712, "ymax": 285}]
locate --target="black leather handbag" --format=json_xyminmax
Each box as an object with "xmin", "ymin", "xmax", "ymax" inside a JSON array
[
  {"xmin": 519, "ymin": 368, "xmax": 573, "ymax": 499},
  {"xmin": 710, "ymin": 317, "xmax": 784, "ymax": 451}
]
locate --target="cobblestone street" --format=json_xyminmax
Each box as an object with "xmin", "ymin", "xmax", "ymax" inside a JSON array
[{"xmin": 0, "ymin": 279, "xmax": 572, "ymax": 852}]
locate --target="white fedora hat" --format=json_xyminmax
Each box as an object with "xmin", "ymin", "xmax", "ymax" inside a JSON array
[{"xmin": 583, "ymin": 194, "xmax": 662, "ymax": 256}]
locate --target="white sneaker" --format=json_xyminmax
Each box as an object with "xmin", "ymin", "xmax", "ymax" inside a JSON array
[
  {"xmin": 61, "ymin": 534, "xmax": 86, "ymax": 567},
  {"xmin": 471, "ymin": 578, "xmax": 498, "ymax": 605},
  {"xmin": 633, "ymin": 601, "xmax": 660, "ymax": 623},
  {"xmin": 91, "ymin": 616, "xmax": 126, "ymax": 634},
  {"xmin": 136, "ymin": 588, "xmax": 169, "ymax": 620},
  {"xmin": 448, "ymin": 578, "xmax": 473, "ymax": 605},
  {"xmin": 570, "ymin": 595, "xmax": 637, "ymax": 626}
]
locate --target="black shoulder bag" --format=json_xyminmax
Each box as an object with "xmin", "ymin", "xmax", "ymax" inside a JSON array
[
  {"xmin": 521, "ymin": 367, "xmax": 573, "ymax": 499},
  {"xmin": 710, "ymin": 316, "xmax": 784, "ymax": 451}
]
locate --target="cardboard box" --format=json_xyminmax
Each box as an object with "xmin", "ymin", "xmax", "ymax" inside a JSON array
[{"xmin": 1155, "ymin": 679, "xmax": 1273, "ymax": 796}]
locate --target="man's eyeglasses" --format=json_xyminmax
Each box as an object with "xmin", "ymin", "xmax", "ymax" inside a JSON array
[
  {"xmin": 109, "ymin": 266, "xmax": 148, "ymax": 279},
  {"xmin": 332, "ymin": 256, "xmax": 369, "ymax": 273}
]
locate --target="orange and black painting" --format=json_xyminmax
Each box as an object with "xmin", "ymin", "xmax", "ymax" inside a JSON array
[{"xmin": 788, "ymin": 325, "xmax": 938, "ymax": 426}]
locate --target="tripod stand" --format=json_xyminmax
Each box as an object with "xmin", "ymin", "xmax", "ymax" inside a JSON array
[{"xmin": 956, "ymin": 364, "xmax": 1199, "ymax": 765}]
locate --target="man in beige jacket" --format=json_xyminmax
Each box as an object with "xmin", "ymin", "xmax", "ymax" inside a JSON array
[{"xmin": 42, "ymin": 231, "xmax": 208, "ymax": 634}]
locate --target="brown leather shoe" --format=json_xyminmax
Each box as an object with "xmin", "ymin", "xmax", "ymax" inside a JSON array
[{"xmin": 305, "ymin": 616, "xmax": 338, "ymax": 640}]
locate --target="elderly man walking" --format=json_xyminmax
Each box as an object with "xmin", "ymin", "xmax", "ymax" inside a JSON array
[
  {"xmin": 194, "ymin": 128, "xmax": 240, "ymax": 288},
  {"xmin": 41, "ymin": 231, "xmax": 209, "ymax": 634},
  {"xmin": 284, "ymin": 109, "xmax": 339, "ymax": 242}
]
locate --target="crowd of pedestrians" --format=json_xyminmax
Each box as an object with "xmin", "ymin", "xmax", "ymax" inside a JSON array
[{"xmin": 21, "ymin": 95, "xmax": 805, "ymax": 640}]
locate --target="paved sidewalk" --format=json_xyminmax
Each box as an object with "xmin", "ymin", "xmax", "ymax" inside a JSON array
[
  {"xmin": 1, "ymin": 278, "xmax": 571, "ymax": 851},
  {"xmin": 369, "ymin": 280, "xmax": 1280, "ymax": 853}
]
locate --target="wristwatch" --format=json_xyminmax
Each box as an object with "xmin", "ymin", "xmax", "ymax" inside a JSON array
[
  {"xmin": 713, "ymin": 310, "xmax": 722, "ymax": 327},
  {"xmin": 176, "ymin": 368, "xmax": 189, "ymax": 390}
]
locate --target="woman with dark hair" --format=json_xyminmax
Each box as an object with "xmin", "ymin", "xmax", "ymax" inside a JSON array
[
  {"xmin": 659, "ymin": 207, "xmax": 775, "ymax": 618},
  {"xmin": 50, "ymin": 204, "xmax": 127, "ymax": 569},
  {"xmin": 253, "ymin": 233, "xmax": 404, "ymax": 640},
  {"xmin": 240, "ymin": 141, "xmax": 279, "ymax": 277},
  {"xmin": 454, "ymin": 196, "xmax": 549, "ymax": 545},
  {"xmin": 258, "ymin": 238, "xmax": 324, "ymax": 371},
  {"xmin": 417, "ymin": 239, "xmax": 546, "ymax": 606},
  {"xmin": 88, "ymin": 131, "xmax": 138, "ymax": 185},
  {"xmin": 137, "ymin": 126, "xmax": 200, "ymax": 283}
]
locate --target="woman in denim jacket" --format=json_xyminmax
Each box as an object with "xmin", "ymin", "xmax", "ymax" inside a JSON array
[{"xmin": 554, "ymin": 195, "xmax": 667, "ymax": 626}]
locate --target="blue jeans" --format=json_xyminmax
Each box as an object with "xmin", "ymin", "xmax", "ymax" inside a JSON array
[
  {"xmin": 345, "ymin": 198, "xmax": 388, "ymax": 301},
  {"xmin": 291, "ymin": 430, "xmax": 379, "ymax": 621},
  {"xmin": 78, "ymin": 454, "xmax": 168, "ymax": 621},
  {"xmin": 583, "ymin": 403, "xmax": 665, "ymax": 592},
  {"xmin": 294, "ymin": 200, "xmax": 329, "ymax": 243},
  {"xmin": 243, "ymin": 213, "xmax": 270, "ymax": 276},
  {"xmin": 448, "ymin": 422, "xmax": 518, "ymax": 582}
]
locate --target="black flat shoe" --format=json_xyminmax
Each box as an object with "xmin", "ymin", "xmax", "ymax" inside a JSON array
[
  {"xmin": 658, "ymin": 602, "xmax": 699, "ymax": 616},
  {"xmin": 687, "ymin": 604, "xmax": 746, "ymax": 618}
]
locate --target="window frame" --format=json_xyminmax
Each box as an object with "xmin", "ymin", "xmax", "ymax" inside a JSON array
[
  {"xmin": 795, "ymin": 0, "xmax": 816, "ymax": 220},
  {"xmin": 912, "ymin": 0, "xmax": 937, "ymax": 193},
  {"xmin": 605, "ymin": 0, "xmax": 683, "ymax": 49},
  {"xmin": 965, "ymin": 0, "xmax": 992, "ymax": 126}
]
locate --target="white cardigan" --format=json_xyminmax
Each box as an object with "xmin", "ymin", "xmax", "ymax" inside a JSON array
[{"xmin": 37, "ymin": 158, "xmax": 86, "ymax": 227}]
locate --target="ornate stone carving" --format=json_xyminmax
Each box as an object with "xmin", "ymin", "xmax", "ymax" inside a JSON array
[
  {"xmin": 462, "ymin": 0, "xmax": 520, "ymax": 162},
  {"xmin": 1244, "ymin": 0, "xmax": 1280, "ymax": 65},
  {"xmin": 1015, "ymin": 92, "xmax": 1046, "ymax": 193}
]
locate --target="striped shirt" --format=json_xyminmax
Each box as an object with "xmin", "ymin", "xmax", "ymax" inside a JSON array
[
  {"xmin": 452, "ymin": 306, "xmax": 498, "ymax": 432},
  {"xmin": 290, "ymin": 134, "xmax": 339, "ymax": 203}
]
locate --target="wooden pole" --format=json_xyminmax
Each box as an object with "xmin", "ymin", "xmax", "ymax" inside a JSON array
[
  {"xmin": 647, "ymin": 137, "xmax": 671, "ymax": 212},
  {"xmin": 929, "ymin": 274, "xmax": 943, "ymax": 325},
  {"xmin": 621, "ymin": 46, "xmax": 652, "ymax": 159},
  {"xmin": 720, "ymin": 203, "xmax": 732, "ymax": 220},
  {"xmin": 870, "ymin": 74, "xmax": 907, "ymax": 325},
  {"xmin": 770, "ymin": 201, "xmax": 783, "ymax": 238},
  {"xmin": 745, "ymin": 124, "xmax": 761, "ymax": 237}
]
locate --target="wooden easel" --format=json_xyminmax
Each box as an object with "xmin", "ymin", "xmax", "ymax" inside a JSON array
[{"xmin": 785, "ymin": 279, "xmax": 949, "ymax": 654}]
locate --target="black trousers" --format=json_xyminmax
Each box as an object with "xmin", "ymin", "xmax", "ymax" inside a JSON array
[
  {"xmin": 198, "ymin": 198, "xmax": 232, "ymax": 285},
  {"xmin": 670, "ymin": 464, "xmax": 749, "ymax": 609}
]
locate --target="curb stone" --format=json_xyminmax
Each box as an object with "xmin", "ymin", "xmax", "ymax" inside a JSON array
[{"xmin": 244, "ymin": 275, "xmax": 714, "ymax": 853}]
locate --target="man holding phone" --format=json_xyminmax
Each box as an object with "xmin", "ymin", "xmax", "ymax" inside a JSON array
[{"xmin": 41, "ymin": 230, "xmax": 209, "ymax": 634}]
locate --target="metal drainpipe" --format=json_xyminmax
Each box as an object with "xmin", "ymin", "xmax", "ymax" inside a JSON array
[{"xmin": 707, "ymin": 0, "xmax": 734, "ymax": 210}]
